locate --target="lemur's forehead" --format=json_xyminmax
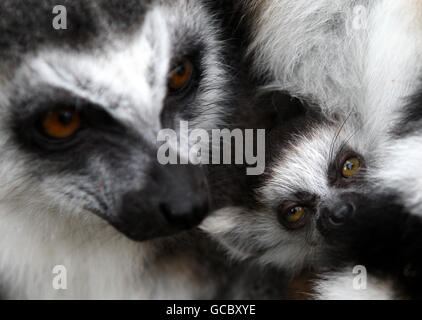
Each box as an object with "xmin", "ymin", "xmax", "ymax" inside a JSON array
[
  {"xmin": 0, "ymin": 0, "xmax": 150, "ymax": 60},
  {"xmin": 4, "ymin": 0, "xmax": 217, "ymax": 133},
  {"xmin": 0, "ymin": 0, "xmax": 210, "ymax": 61},
  {"xmin": 260, "ymin": 123, "xmax": 364, "ymax": 204},
  {"xmin": 261, "ymin": 127, "xmax": 335, "ymax": 203},
  {"xmin": 14, "ymin": 6, "xmax": 171, "ymax": 130}
]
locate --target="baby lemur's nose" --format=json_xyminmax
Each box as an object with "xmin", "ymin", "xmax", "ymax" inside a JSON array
[
  {"xmin": 319, "ymin": 194, "xmax": 360, "ymax": 232},
  {"xmin": 328, "ymin": 203, "xmax": 354, "ymax": 225}
]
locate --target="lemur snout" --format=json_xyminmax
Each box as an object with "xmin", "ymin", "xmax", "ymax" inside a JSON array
[
  {"xmin": 319, "ymin": 194, "xmax": 360, "ymax": 231},
  {"xmin": 326, "ymin": 202, "xmax": 354, "ymax": 225},
  {"xmin": 114, "ymin": 163, "xmax": 209, "ymax": 242},
  {"xmin": 157, "ymin": 164, "xmax": 210, "ymax": 229}
]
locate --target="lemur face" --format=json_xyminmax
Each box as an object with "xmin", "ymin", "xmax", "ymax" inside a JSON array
[
  {"xmin": 202, "ymin": 113, "xmax": 375, "ymax": 271},
  {"xmin": 311, "ymin": 88, "xmax": 422, "ymax": 299},
  {"xmin": 0, "ymin": 0, "xmax": 233, "ymax": 241}
]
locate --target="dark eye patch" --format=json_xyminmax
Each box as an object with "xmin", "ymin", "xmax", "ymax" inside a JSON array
[
  {"xmin": 10, "ymin": 88, "xmax": 127, "ymax": 155},
  {"xmin": 294, "ymin": 191, "xmax": 319, "ymax": 205},
  {"xmin": 8, "ymin": 87, "xmax": 159, "ymax": 184},
  {"xmin": 166, "ymin": 48, "xmax": 202, "ymax": 95},
  {"xmin": 271, "ymin": 191, "xmax": 317, "ymax": 213},
  {"xmin": 161, "ymin": 47, "xmax": 204, "ymax": 128}
]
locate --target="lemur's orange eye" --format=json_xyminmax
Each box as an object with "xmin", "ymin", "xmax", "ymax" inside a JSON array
[
  {"xmin": 342, "ymin": 157, "xmax": 360, "ymax": 178},
  {"xmin": 278, "ymin": 203, "xmax": 309, "ymax": 230},
  {"xmin": 42, "ymin": 109, "xmax": 81, "ymax": 139},
  {"xmin": 285, "ymin": 206, "xmax": 306, "ymax": 223},
  {"xmin": 168, "ymin": 58, "xmax": 193, "ymax": 92}
]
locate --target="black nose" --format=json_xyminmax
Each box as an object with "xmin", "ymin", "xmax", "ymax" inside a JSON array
[
  {"xmin": 318, "ymin": 194, "xmax": 359, "ymax": 233},
  {"xmin": 157, "ymin": 165, "xmax": 209, "ymax": 228},
  {"xmin": 114, "ymin": 163, "xmax": 209, "ymax": 241},
  {"xmin": 328, "ymin": 203, "xmax": 354, "ymax": 225}
]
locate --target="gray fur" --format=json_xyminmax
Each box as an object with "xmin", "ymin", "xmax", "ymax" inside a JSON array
[
  {"xmin": 204, "ymin": 0, "xmax": 422, "ymax": 299},
  {"xmin": 238, "ymin": 0, "xmax": 422, "ymax": 299},
  {"xmin": 0, "ymin": 0, "xmax": 244, "ymax": 299}
]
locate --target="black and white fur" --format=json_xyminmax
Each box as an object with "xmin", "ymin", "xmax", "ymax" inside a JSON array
[
  {"xmin": 236, "ymin": 0, "xmax": 422, "ymax": 299},
  {"xmin": 204, "ymin": 0, "xmax": 422, "ymax": 299},
  {"xmin": 0, "ymin": 0, "xmax": 251, "ymax": 299},
  {"xmin": 306, "ymin": 1, "xmax": 422, "ymax": 299},
  {"xmin": 313, "ymin": 89, "xmax": 422, "ymax": 300},
  {"xmin": 202, "ymin": 100, "xmax": 377, "ymax": 274},
  {"xmin": 241, "ymin": 0, "xmax": 422, "ymax": 124},
  {"xmin": 202, "ymin": 0, "xmax": 375, "ymax": 275}
]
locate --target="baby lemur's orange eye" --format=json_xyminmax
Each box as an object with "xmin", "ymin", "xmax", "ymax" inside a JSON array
[
  {"xmin": 278, "ymin": 204, "xmax": 309, "ymax": 230},
  {"xmin": 285, "ymin": 206, "xmax": 306, "ymax": 223},
  {"xmin": 42, "ymin": 109, "xmax": 81, "ymax": 139},
  {"xmin": 342, "ymin": 157, "xmax": 360, "ymax": 178},
  {"xmin": 168, "ymin": 58, "xmax": 193, "ymax": 92}
]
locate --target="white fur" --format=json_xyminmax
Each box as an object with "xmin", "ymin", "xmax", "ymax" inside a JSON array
[
  {"xmin": 260, "ymin": 124, "xmax": 371, "ymax": 205},
  {"xmin": 247, "ymin": 0, "xmax": 422, "ymax": 130},
  {"xmin": 247, "ymin": 0, "xmax": 369, "ymax": 118},
  {"xmin": 200, "ymin": 0, "xmax": 422, "ymax": 299},
  {"xmin": 372, "ymin": 134, "xmax": 422, "ymax": 216},
  {"xmin": 361, "ymin": 0, "xmax": 422, "ymax": 135},
  {"xmin": 313, "ymin": 269, "xmax": 395, "ymax": 300},
  {"xmin": 241, "ymin": 0, "xmax": 422, "ymax": 300}
]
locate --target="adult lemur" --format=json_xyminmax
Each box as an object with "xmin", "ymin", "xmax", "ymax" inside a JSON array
[{"xmin": 0, "ymin": 0, "xmax": 282, "ymax": 299}]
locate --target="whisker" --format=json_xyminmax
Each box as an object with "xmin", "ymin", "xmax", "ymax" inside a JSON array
[{"xmin": 329, "ymin": 111, "xmax": 354, "ymax": 162}]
